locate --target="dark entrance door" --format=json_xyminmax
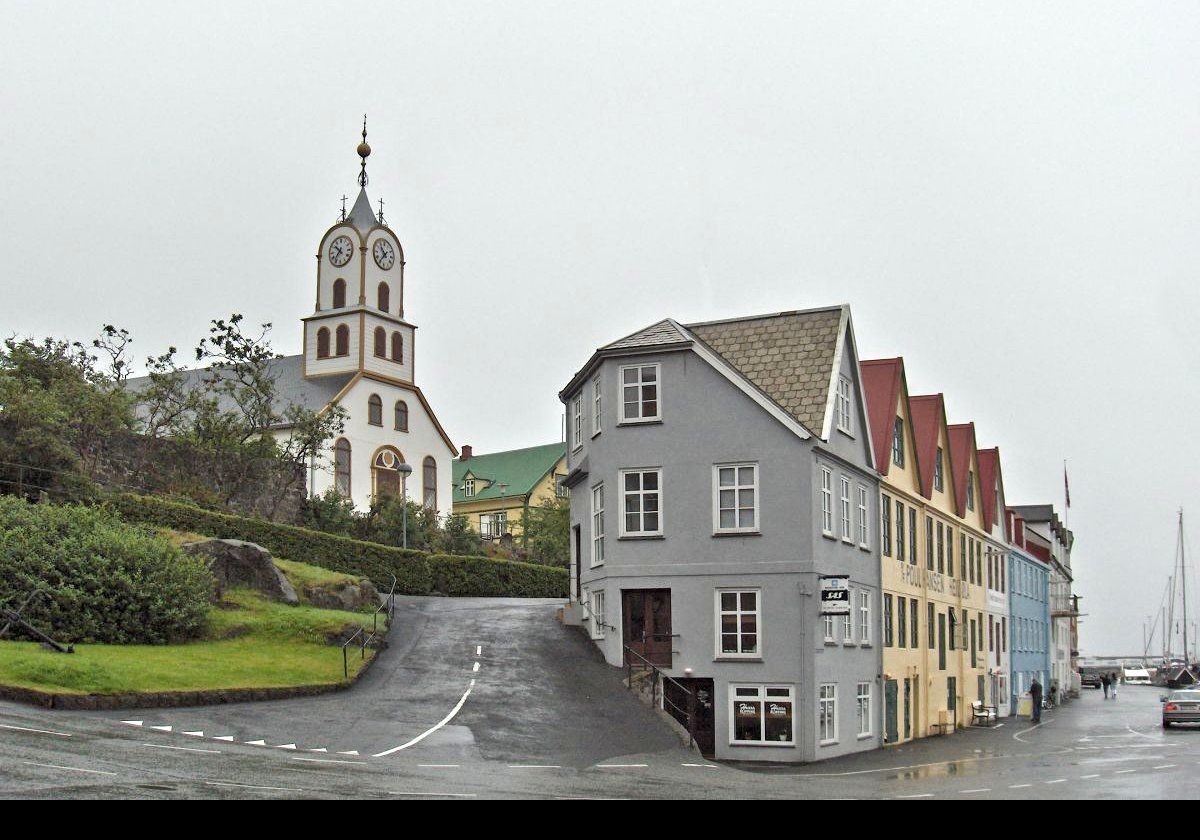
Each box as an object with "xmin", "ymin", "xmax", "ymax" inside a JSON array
[
  {"xmin": 622, "ymin": 589, "xmax": 672, "ymax": 667},
  {"xmin": 885, "ymin": 679, "xmax": 899, "ymax": 743},
  {"xmin": 903, "ymin": 678, "xmax": 912, "ymax": 740},
  {"xmin": 665, "ymin": 677, "xmax": 715, "ymax": 757},
  {"xmin": 571, "ymin": 525, "xmax": 581, "ymax": 601}
]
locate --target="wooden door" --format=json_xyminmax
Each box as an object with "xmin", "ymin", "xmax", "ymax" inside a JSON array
[{"xmin": 622, "ymin": 589, "xmax": 672, "ymax": 667}]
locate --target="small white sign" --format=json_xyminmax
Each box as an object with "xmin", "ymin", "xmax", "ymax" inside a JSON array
[{"xmin": 819, "ymin": 575, "xmax": 851, "ymax": 616}]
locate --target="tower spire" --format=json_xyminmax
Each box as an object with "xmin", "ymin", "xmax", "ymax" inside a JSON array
[{"xmin": 357, "ymin": 114, "xmax": 371, "ymax": 187}]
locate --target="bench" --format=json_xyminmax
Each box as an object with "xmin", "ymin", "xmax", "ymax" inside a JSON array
[{"xmin": 971, "ymin": 701, "xmax": 999, "ymax": 727}]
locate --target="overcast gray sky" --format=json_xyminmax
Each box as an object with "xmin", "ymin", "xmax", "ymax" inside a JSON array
[{"xmin": 3, "ymin": 1, "xmax": 1197, "ymax": 656}]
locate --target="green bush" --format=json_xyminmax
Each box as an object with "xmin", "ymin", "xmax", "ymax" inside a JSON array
[
  {"xmin": 0, "ymin": 497, "xmax": 213, "ymax": 644},
  {"xmin": 109, "ymin": 493, "xmax": 568, "ymax": 599}
]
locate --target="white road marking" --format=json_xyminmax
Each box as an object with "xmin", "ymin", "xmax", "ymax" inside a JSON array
[
  {"xmin": 418, "ymin": 764, "xmax": 461, "ymax": 768},
  {"xmin": 476, "ymin": 646, "xmax": 482, "ymax": 656},
  {"xmin": 389, "ymin": 791, "xmax": 477, "ymax": 798},
  {"xmin": 23, "ymin": 761, "xmax": 117, "ymax": 776},
  {"xmin": 1126, "ymin": 726, "xmax": 1159, "ymax": 741},
  {"xmin": 596, "ymin": 764, "xmax": 649, "ymax": 769},
  {"xmin": 338, "ymin": 750, "xmax": 360, "ymax": 756},
  {"xmin": 373, "ymin": 678, "xmax": 475, "ymax": 757},
  {"xmin": 212, "ymin": 736, "xmax": 234, "ymax": 742},
  {"xmin": 0, "ymin": 723, "xmax": 72, "ymax": 738},
  {"xmin": 120, "ymin": 720, "xmax": 143, "ymax": 727},
  {"xmin": 507, "ymin": 764, "xmax": 562, "ymax": 769},
  {"xmin": 245, "ymin": 740, "xmax": 267, "ymax": 746},
  {"xmin": 959, "ymin": 788, "xmax": 990, "ymax": 794},
  {"xmin": 142, "ymin": 742, "xmax": 220, "ymax": 754},
  {"xmin": 1009, "ymin": 783, "xmax": 1032, "ymax": 789},
  {"xmin": 473, "ymin": 661, "xmax": 480, "ymax": 673},
  {"xmin": 149, "ymin": 725, "xmax": 172, "ymax": 732},
  {"xmin": 1154, "ymin": 764, "xmax": 1177, "ymax": 769},
  {"xmin": 896, "ymin": 793, "xmax": 934, "ymax": 799},
  {"xmin": 682, "ymin": 763, "xmax": 719, "ymax": 769},
  {"xmin": 206, "ymin": 781, "xmax": 304, "ymax": 792},
  {"xmin": 275, "ymin": 743, "xmax": 298, "ymax": 750},
  {"xmin": 293, "ymin": 756, "xmax": 365, "ymax": 765},
  {"xmin": 310, "ymin": 748, "xmax": 328, "ymax": 753},
  {"xmin": 1013, "ymin": 720, "xmax": 1051, "ymax": 742},
  {"xmin": 1045, "ymin": 779, "xmax": 1067, "ymax": 784},
  {"xmin": 1115, "ymin": 769, "xmax": 1137, "ymax": 774},
  {"xmin": 1080, "ymin": 774, "xmax": 1101, "ymax": 779},
  {"xmin": 183, "ymin": 731, "xmax": 204, "ymax": 737}
]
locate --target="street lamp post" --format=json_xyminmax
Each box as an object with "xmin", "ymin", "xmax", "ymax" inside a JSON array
[{"xmin": 398, "ymin": 462, "xmax": 413, "ymax": 549}]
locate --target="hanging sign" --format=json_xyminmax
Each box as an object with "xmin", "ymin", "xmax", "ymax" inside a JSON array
[{"xmin": 819, "ymin": 575, "xmax": 851, "ymax": 616}]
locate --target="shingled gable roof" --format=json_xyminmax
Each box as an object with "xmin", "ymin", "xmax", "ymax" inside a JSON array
[
  {"xmin": 599, "ymin": 319, "xmax": 690, "ymax": 351},
  {"xmin": 908, "ymin": 394, "xmax": 954, "ymax": 501},
  {"xmin": 860, "ymin": 358, "xmax": 904, "ymax": 477},
  {"xmin": 977, "ymin": 447, "xmax": 1003, "ymax": 533},
  {"xmin": 947, "ymin": 422, "xmax": 980, "ymax": 519},
  {"xmin": 685, "ymin": 306, "xmax": 846, "ymax": 437}
]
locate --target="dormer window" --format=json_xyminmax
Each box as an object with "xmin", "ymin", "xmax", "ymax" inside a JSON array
[
  {"xmin": 967, "ymin": 471, "xmax": 975, "ymax": 511},
  {"xmin": 892, "ymin": 417, "xmax": 904, "ymax": 467},
  {"xmin": 836, "ymin": 376, "xmax": 852, "ymax": 435},
  {"xmin": 463, "ymin": 477, "xmax": 475, "ymax": 497},
  {"xmin": 619, "ymin": 363, "xmax": 660, "ymax": 423},
  {"xmin": 934, "ymin": 448, "xmax": 945, "ymax": 492}
]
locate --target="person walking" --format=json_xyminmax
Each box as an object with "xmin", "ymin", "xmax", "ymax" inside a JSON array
[
  {"xmin": 1110, "ymin": 672, "xmax": 1119, "ymax": 701},
  {"xmin": 1101, "ymin": 672, "xmax": 1110, "ymax": 699},
  {"xmin": 1030, "ymin": 677, "xmax": 1044, "ymax": 724}
]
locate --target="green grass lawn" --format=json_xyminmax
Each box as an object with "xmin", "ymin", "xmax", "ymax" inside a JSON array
[
  {"xmin": 0, "ymin": 589, "xmax": 380, "ymax": 696},
  {"xmin": 273, "ymin": 557, "xmax": 363, "ymax": 596}
]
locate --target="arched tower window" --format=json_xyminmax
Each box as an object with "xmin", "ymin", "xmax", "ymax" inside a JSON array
[
  {"xmin": 391, "ymin": 331, "xmax": 403, "ymax": 363},
  {"xmin": 374, "ymin": 327, "xmax": 387, "ymax": 358},
  {"xmin": 422, "ymin": 456, "xmax": 437, "ymax": 509},
  {"xmin": 316, "ymin": 327, "xmax": 330, "ymax": 359},
  {"xmin": 335, "ymin": 324, "xmax": 350, "ymax": 356},
  {"xmin": 368, "ymin": 393, "xmax": 383, "ymax": 426},
  {"xmin": 333, "ymin": 278, "xmax": 347, "ymax": 309},
  {"xmin": 372, "ymin": 446, "xmax": 405, "ymax": 499},
  {"xmin": 334, "ymin": 438, "xmax": 351, "ymax": 498},
  {"xmin": 395, "ymin": 400, "xmax": 409, "ymax": 432},
  {"xmin": 378, "ymin": 282, "xmax": 390, "ymax": 313}
]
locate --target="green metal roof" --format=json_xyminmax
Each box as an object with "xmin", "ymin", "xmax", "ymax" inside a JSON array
[{"xmin": 452, "ymin": 442, "xmax": 566, "ymax": 504}]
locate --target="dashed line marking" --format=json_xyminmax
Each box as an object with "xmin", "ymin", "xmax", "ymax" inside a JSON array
[
  {"xmin": 338, "ymin": 750, "xmax": 360, "ymax": 756},
  {"xmin": 389, "ymin": 791, "xmax": 477, "ymax": 798},
  {"xmin": 960, "ymin": 788, "xmax": 990, "ymax": 793},
  {"xmin": 373, "ymin": 679, "xmax": 475, "ymax": 757},
  {"xmin": 245, "ymin": 740, "xmax": 267, "ymax": 746},
  {"xmin": 293, "ymin": 757, "xmax": 366, "ymax": 765},
  {"xmin": 182, "ymin": 731, "xmax": 204, "ymax": 737},
  {"xmin": 476, "ymin": 645, "xmax": 482, "ymax": 656},
  {"xmin": 212, "ymin": 736, "xmax": 234, "ymax": 742},
  {"xmin": 507, "ymin": 764, "xmax": 562, "ymax": 769},
  {"xmin": 418, "ymin": 764, "xmax": 460, "ymax": 768},
  {"xmin": 23, "ymin": 761, "xmax": 117, "ymax": 776},
  {"xmin": 473, "ymin": 661, "xmax": 480, "ymax": 673},
  {"xmin": 206, "ymin": 781, "xmax": 304, "ymax": 793},
  {"xmin": 1045, "ymin": 779, "xmax": 1066, "ymax": 784},
  {"xmin": 0, "ymin": 723, "xmax": 72, "ymax": 738},
  {"xmin": 142, "ymin": 742, "xmax": 220, "ymax": 754},
  {"xmin": 897, "ymin": 793, "xmax": 934, "ymax": 799},
  {"xmin": 149, "ymin": 725, "xmax": 172, "ymax": 732},
  {"xmin": 1080, "ymin": 774, "xmax": 1101, "ymax": 779},
  {"xmin": 1115, "ymin": 769, "xmax": 1137, "ymax": 774},
  {"xmin": 120, "ymin": 720, "xmax": 143, "ymax": 727},
  {"xmin": 682, "ymin": 763, "xmax": 719, "ymax": 769},
  {"xmin": 1009, "ymin": 783, "xmax": 1032, "ymax": 789},
  {"xmin": 1154, "ymin": 764, "xmax": 1176, "ymax": 769},
  {"xmin": 309, "ymin": 748, "xmax": 328, "ymax": 753},
  {"xmin": 275, "ymin": 744, "xmax": 298, "ymax": 750},
  {"xmin": 596, "ymin": 764, "xmax": 649, "ymax": 769}
]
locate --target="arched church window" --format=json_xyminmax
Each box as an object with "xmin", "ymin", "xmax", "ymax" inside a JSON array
[
  {"xmin": 374, "ymin": 327, "xmax": 387, "ymax": 358},
  {"xmin": 333, "ymin": 278, "xmax": 347, "ymax": 309},
  {"xmin": 395, "ymin": 400, "xmax": 408, "ymax": 432},
  {"xmin": 378, "ymin": 282, "xmax": 390, "ymax": 313},
  {"xmin": 391, "ymin": 332, "xmax": 403, "ymax": 363},
  {"xmin": 317, "ymin": 327, "xmax": 330, "ymax": 359},
  {"xmin": 368, "ymin": 394, "xmax": 383, "ymax": 426},
  {"xmin": 372, "ymin": 447, "xmax": 405, "ymax": 499},
  {"xmin": 335, "ymin": 324, "xmax": 350, "ymax": 356},
  {"xmin": 334, "ymin": 438, "xmax": 351, "ymax": 498},
  {"xmin": 423, "ymin": 456, "xmax": 437, "ymax": 509}
]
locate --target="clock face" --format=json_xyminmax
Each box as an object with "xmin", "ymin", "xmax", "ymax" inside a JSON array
[
  {"xmin": 328, "ymin": 235, "xmax": 354, "ymax": 267},
  {"xmin": 373, "ymin": 239, "xmax": 396, "ymax": 270}
]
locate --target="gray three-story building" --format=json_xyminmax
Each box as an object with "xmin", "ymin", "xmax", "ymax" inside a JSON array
[{"xmin": 559, "ymin": 306, "xmax": 882, "ymax": 763}]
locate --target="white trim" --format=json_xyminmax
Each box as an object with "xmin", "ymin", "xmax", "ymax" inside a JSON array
[
  {"xmin": 858, "ymin": 590, "xmax": 871, "ymax": 645},
  {"xmin": 589, "ymin": 589, "xmax": 606, "ymax": 640},
  {"xmin": 856, "ymin": 682, "xmax": 873, "ymax": 738},
  {"xmin": 857, "ymin": 484, "xmax": 870, "ymax": 549},
  {"xmin": 669, "ymin": 320, "xmax": 812, "ymax": 440},
  {"xmin": 712, "ymin": 463, "xmax": 759, "ymax": 534},
  {"xmin": 818, "ymin": 683, "xmax": 839, "ymax": 746},
  {"xmin": 618, "ymin": 467, "xmax": 664, "ymax": 537},
  {"xmin": 820, "ymin": 466, "xmax": 834, "ymax": 536},
  {"xmin": 590, "ymin": 483, "xmax": 605, "ymax": 567},
  {"xmin": 715, "ymin": 588, "xmax": 762, "ymax": 659},
  {"xmin": 617, "ymin": 363, "xmax": 662, "ymax": 424},
  {"xmin": 836, "ymin": 375, "xmax": 853, "ymax": 436},
  {"xmin": 591, "ymin": 375, "xmax": 602, "ymax": 437},
  {"xmin": 728, "ymin": 684, "xmax": 795, "ymax": 746},
  {"xmin": 839, "ymin": 475, "xmax": 852, "ymax": 543},
  {"xmin": 571, "ymin": 394, "xmax": 583, "ymax": 451}
]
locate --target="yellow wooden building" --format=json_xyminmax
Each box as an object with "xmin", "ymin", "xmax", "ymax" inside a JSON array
[{"xmin": 451, "ymin": 442, "xmax": 567, "ymax": 544}]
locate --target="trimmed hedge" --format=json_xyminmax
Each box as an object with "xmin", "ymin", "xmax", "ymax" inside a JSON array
[
  {"xmin": 0, "ymin": 497, "xmax": 213, "ymax": 644},
  {"xmin": 108, "ymin": 493, "xmax": 569, "ymax": 599}
]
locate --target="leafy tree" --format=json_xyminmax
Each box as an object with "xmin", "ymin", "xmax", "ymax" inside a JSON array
[
  {"xmin": 299, "ymin": 487, "xmax": 357, "ymax": 537},
  {"xmin": 517, "ymin": 497, "xmax": 570, "ymax": 567},
  {"xmin": 438, "ymin": 513, "xmax": 485, "ymax": 556}
]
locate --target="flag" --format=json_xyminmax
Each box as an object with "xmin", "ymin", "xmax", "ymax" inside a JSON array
[{"xmin": 1063, "ymin": 463, "xmax": 1071, "ymax": 509}]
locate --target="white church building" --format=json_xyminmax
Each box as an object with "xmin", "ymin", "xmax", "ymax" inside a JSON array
[{"xmin": 132, "ymin": 124, "xmax": 457, "ymax": 514}]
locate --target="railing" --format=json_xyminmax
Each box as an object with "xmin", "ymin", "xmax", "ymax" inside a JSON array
[
  {"xmin": 342, "ymin": 573, "xmax": 397, "ymax": 678},
  {"xmin": 623, "ymin": 643, "xmax": 696, "ymax": 749},
  {"xmin": 0, "ymin": 589, "xmax": 73, "ymax": 653}
]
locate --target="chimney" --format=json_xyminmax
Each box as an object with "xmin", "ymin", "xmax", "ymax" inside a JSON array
[{"xmin": 461, "ymin": 444, "xmax": 472, "ymax": 461}]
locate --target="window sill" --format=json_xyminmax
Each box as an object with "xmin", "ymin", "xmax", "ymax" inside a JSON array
[
  {"xmin": 712, "ymin": 530, "xmax": 761, "ymax": 538},
  {"xmin": 714, "ymin": 656, "xmax": 763, "ymax": 663},
  {"xmin": 618, "ymin": 534, "xmax": 664, "ymax": 541},
  {"xmin": 729, "ymin": 741, "xmax": 796, "ymax": 749},
  {"xmin": 859, "ymin": 544, "xmax": 871, "ymax": 552},
  {"xmin": 822, "ymin": 532, "xmax": 837, "ymax": 541},
  {"xmin": 588, "ymin": 562, "xmax": 604, "ymax": 570},
  {"xmin": 819, "ymin": 740, "xmax": 839, "ymax": 748},
  {"xmin": 842, "ymin": 641, "xmax": 857, "ymax": 648},
  {"xmin": 841, "ymin": 537, "xmax": 855, "ymax": 546},
  {"xmin": 823, "ymin": 639, "xmax": 837, "ymax": 646},
  {"xmin": 860, "ymin": 641, "xmax": 872, "ymax": 648},
  {"xmin": 857, "ymin": 733, "xmax": 873, "ymax": 741},
  {"xmin": 617, "ymin": 419, "xmax": 663, "ymax": 427},
  {"xmin": 591, "ymin": 430, "xmax": 601, "ymax": 440}
]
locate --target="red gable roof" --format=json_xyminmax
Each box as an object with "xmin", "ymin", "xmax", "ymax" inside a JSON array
[
  {"xmin": 908, "ymin": 394, "xmax": 948, "ymax": 499},
  {"xmin": 947, "ymin": 423, "xmax": 978, "ymax": 519},
  {"xmin": 860, "ymin": 358, "xmax": 904, "ymax": 477},
  {"xmin": 977, "ymin": 447, "xmax": 1002, "ymax": 533}
]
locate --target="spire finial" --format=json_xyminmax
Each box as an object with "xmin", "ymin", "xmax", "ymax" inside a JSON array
[
  {"xmin": 340, "ymin": 194, "xmax": 348, "ymax": 221},
  {"xmin": 377, "ymin": 197, "xmax": 386, "ymax": 225},
  {"xmin": 357, "ymin": 114, "xmax": 371, "ymax": 187}
]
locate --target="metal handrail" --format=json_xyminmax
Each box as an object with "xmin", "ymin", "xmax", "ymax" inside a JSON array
[
  {"xmin": 343, "ymin": 574, "xmax": 397, "ymax": 678},
  {"xmin": 623, "ymin": 643, "xmax": 696, "ymax": 748}
]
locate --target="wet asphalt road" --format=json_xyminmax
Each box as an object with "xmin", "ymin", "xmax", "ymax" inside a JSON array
[{"xmin": 0, "ymin": 596, "xmax": 1195, "ymax": 799}]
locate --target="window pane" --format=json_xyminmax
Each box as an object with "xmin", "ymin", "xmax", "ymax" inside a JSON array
[
  {"xmin": 721, "ymin": 592, "xmax": 737, "ymax": 611},
  {"xmin": 719, "ymin": 468, "xmax": 735, "ymax": 486},
  {"xmin": 719, "ymin": 489, "xmax": 735, "ymax": 509},
  {"xmin": 738, "ymin": 509, "xmax": 754, "ymax": 528},
  {"xmin": 722, "ymin": 634, "xmax": 739, "ymax": 653},
  {"xmin": 644, "ymin": 512, "xmax": 659, "ymax": 532},
  {"xmin": 733, "ymin": 699, "xmax": 762, "ymax": 742},
  {"xmin": 643, "ymin": 495, "xmax": 659, "ymax": 513},
  {"xmin": 740, "ymin": 615, "xmax": 757, "ymax": 634},
  {"xmin": 740, "ymin": 591, "xmax": 756, "ymax": 611},
  {"xmin": 625, "ymin": 513, "xmax": 640, "ymax": 532},
  {"xmin": 643, "ymin": 472, "xmax": 658, "ymax": 491},
  {"xmin": 720, "ymin": 509, "xmax": 736, "ymax": 528},
  {"xmin": 625, "ymin": 473, "xmax": 640, "ymax": 492},
  {"xmin": 738, "ymin": 489, "xmax": 754, "ymax": 508},
  {"xmin": 741, "ymin": 633, "xmax": 758, "ymax": 654},
  {"xmin": 764, "ymin": 700, "xmax": 792, "ymax": 742},
  {"xmin": 641, "ymin": 366, "xmax": 656, "ymax": 382},
  {"xmin": 642, "ymin": 398, "xmax": 657, "ymax": 416},
  {"xmin": 623, "ymin": 368, "xmax": 638, "ymax": 384},
  {"xmin": 738, "ymin": 466, "xmax": 754, "ymax": 485}
]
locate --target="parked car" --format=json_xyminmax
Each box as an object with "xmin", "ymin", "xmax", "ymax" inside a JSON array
[
  {"xmin": 1123, "ymin": 668, "xmax": 1152, "ymax": 685},
  {"xmin": 1081, "ymin": 672, "xmax": 1102, "ymax": 689},
  {"xmin": 1161, "ymin": 690, "xmax": 1200, "ymax": 728}
]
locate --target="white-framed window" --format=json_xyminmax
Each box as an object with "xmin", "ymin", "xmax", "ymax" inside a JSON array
[
  {"xmin": 818, "ymin": 683, "xmax": 838, "ymax": 745},
  {"xmin": 592, "ymin": 375, "xmax": 602, "ymax": 436},
  {"xmin": 619, "ymin": 363, "xmax": 661, "ymax": 423},
  {"xmin": 820, "ymin": 467, "xmax": 833, "ymax": 536},
  {"xmin": 480, "ymin": 511, "xmax": 508, "ymax": 538},
  {"xmin": 856, "ymin": 485, "xmax": 869, "ymax": 548},
  {"xmin": 836, "ymin": 375, "xmax": 853, "ymax": 434},
  {"xmin": 619, "ymin": 468, "xmax": 662, "ymax": 536},
  {"xmin": 730, "ymin": 685, "xmax": 794, "ymax": 746},
  {"xmin": 590, "ymin": 589, "xmax": 606, "ymax": 640},
  {"xmin": 713, "ymin": 463, "xmax": 758, "ymax": 533},
  {"xmin": 859, "ymin": 590, "xmax": 871, "ymax": 644},
  {"xmin": 716, "ymin": 589, "xmax": 760, "ymax": 657},
  {"xmin": 823, "ymin": 613, "xmax": 835, "ymax": 643},
  {"xmin": 462, "ymin": 478, "xmax": 475, "ymax": 498},
  {"xmin": 840, "ymin": 476, "xmax": 852, "ymax": 542},
  {"xmin": 590, "ymin": 483, "xmax": 605, "ymax": 567},
  {"xmin": 856, "ymin": 682, "xmax": 872, "ymax": 738},
  {"xmin": 842, "ymin": 593, "xmax": 854, "ymax": 643},
  {"xmin": 571, "ymin": 394, "xmax": 583, "ymax": 450}
]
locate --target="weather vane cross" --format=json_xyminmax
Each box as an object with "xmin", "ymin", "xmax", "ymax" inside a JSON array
[
  {"xmin": 377, "ymin": 197, "xmax": 385, "ymax": 225},
  {"xmin": 340, "ymin": 194, "xmax": 348, "ymax": 221}
]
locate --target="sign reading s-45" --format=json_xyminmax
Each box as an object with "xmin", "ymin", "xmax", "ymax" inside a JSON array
[{"xmin": 819, "ymin": 575, "xmax": 851, "ymax": 616}]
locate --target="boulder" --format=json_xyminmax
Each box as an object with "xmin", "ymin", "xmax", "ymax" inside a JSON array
[
  {"xmin": 182, "ymin": 539, "xmax": 298, "ymax": 605},
  {"xmin": 303, "ymin": 578, "xmax": 380, "ymax": 612}
]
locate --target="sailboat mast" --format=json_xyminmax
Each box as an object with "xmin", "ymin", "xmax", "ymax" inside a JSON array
[{"xmin": 1182, "ymin": 509, "xmax": 1188, "ymax": 667}]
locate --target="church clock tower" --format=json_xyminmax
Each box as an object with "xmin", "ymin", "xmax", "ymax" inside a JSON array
[{"xmin": 303, "ymin": 119, "xmax": 415, "ymax": 383}]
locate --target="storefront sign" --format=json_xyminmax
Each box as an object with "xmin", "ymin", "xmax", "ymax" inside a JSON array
[{"xmin": 819, "ymin": 575, "xmax": 851, "ymax": 616}]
